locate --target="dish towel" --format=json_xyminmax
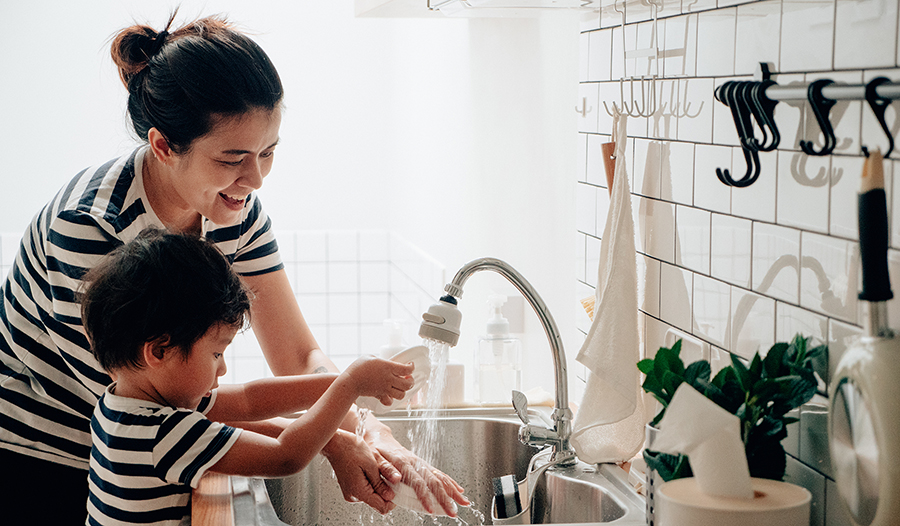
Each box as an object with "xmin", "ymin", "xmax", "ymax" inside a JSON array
[{"xmin": 571, "ymin": 107, "xmax": 645, "ymax": 464}]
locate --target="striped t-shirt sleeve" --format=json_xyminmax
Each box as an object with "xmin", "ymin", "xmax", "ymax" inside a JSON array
[{"xmin": 153, "ymin": 409, "xmax": 240, "ymax": 489}]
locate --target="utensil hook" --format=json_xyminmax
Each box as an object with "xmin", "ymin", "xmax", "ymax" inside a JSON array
[
  {"xmin": 748, "ymin": 80, "xmax": 780, "ymax": 151},
  {"xmin": 799, "ymin": 79, "xmax": 837, "ymax": 156},
  {"xmin": 715, "ymin": 81, "xmax": 761, "ymax": 187},
  {"xmin": 862, "ymin": 76, "xmax": 895, "ymax": 158}
]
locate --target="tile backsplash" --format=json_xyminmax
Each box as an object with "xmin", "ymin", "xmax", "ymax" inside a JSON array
[
  {"xmin": 576, "ymin": 1, "xmax": 900, "ymax": 525},
  {"xmin": 0, "ymin": 230, "xmax": 444, "ymax": 386}
]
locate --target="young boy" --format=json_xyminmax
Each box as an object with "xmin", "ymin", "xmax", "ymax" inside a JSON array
[{"xmin": 80, "ymin": 229, "xmax": 415, "ymax": 526}]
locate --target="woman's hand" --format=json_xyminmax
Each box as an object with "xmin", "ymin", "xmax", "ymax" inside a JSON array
[
  {"xmin": 321, "ymin": 429, "xmax": 399, "ymax": 514},
  {"xmin": 364, "ymin": 421, "xmax": 469, "ymax": 516}
]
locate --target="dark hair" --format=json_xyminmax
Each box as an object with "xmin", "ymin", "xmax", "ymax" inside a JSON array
[
  {"xmin": 81, "ymin": 228, "xmax": 251, "ymax": 372},
  {"xmin": 110, "ymin": 13, "xmax": 284, "ymax": 154}
]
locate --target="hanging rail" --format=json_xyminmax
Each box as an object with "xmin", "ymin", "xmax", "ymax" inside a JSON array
[{"xmin": 714, "ymin": 64, "xmax": 899, "ymax": 188}]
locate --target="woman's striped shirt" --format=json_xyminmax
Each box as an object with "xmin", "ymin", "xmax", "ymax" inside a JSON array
[
  {"xmin": 87, "ymin": 384, "xmax": 240, "ymax": 526},
  {"xmin": 0, "ymin": 146, "xmax": 282, "ymax": 468}
]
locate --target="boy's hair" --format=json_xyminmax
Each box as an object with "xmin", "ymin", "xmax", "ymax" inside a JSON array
[{"xmin": 81, "ymin": 228, "xmax": 251, "ymax": 372}]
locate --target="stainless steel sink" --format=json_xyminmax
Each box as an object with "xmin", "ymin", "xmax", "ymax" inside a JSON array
[{"xmin": 257, "ymin": 408, "xmax": 646, "ymax": 526}]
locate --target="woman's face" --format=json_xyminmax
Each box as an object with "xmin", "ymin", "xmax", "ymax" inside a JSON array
[{"xmin": 164, "ymin": 107, "xmax": 282, "ymax": 228}]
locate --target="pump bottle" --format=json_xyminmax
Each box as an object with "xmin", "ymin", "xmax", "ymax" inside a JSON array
[{"xmin": 475, "ymin": 294, "xmax": 522, "ymax": 405}]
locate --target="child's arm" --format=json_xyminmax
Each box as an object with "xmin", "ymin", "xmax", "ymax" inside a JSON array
[
  {"xmin": 206, "ymin": 373, "xmax": 339, "ymax": 423},
  {"xmin": 209, "ymin": 356, "xmax": 414, "ymax": 478}
]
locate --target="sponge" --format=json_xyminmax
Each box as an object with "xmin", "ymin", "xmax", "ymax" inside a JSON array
[{"xmin": 491, "ymin": 474, "xmax": 522, "ymax": 519}]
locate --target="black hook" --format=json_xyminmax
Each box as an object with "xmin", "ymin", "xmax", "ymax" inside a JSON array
[
  {"xmin": 799, "ymin": 79, "xmax": 837, "ymax": 156},
  {"xmin": 715, "ymin": 81, "xmax": 761, "ymax": 187},
  {"xmin": 748, "ymin": 80, "xmax": 780, "ymax": 151},
  {"xmin": 862, "ymin": 76, "xmax": 894, "ymax": 158}
]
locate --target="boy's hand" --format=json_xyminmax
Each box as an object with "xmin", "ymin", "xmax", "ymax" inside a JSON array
[{"xmin": 345, "ymin": 355, "xmax": 415, "ymax": 406}]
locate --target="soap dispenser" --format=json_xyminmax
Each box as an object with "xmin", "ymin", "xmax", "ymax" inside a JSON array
[
  {"xmin": 380, "ymin": 319, "xmax": 406, "ymax": 359},
  {"xmin": 475, "ymin": 294, "xmax": 522, "ymax": 405}
]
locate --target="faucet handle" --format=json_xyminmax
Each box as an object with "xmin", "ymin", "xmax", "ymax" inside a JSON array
[{"xmin": 512, "ymin": 390, "xmax": 530, "ymax": 424}]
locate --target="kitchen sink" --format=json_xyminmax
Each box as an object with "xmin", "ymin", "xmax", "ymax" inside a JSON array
[{"xmin": 254, "ymin": 407, "xmax": 646, "ymax": 525}]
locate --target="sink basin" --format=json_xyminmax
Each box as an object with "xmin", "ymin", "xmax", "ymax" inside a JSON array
[{"xmin": 260, "ymin": 408, "xmax": 645, "ymax": 525}]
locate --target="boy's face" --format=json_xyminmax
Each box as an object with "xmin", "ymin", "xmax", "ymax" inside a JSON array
[{"xmin": 162, "ymin": 323, "xmax": 236, "ymax": 410}]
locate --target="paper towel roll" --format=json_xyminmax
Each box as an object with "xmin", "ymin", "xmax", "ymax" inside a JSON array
[{"xmin": 657, "ymin": 477, "xmax": 810, "ymax": 526}]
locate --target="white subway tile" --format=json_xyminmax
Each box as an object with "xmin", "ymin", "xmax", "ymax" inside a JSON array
[
  {"xmin": 660, "ymin": 141, "xmax": 695, "ymax": 205},
  {"xmin": 829, "ymin": 155, "xmax": 865, "ymax": 240},
  {"xmin": 577, "ymin": 133, "xmax": 589, "ymax": 183},
  {"xmin": 231, "ymin": 357, "xmax": 271, "ymax": 384},
  {"xmin": 834, "ymin": 0, "xmax": 898, "ymax": 69},
  {"xmin": 659, "ymin": 262, "xmax": 693, "ymax": 331},
  {"xmin": 777, "ymin": 151, "xmax": 830, "ymax": 233},
  {"xmin": 658, "ymin": 0, "xmax": 682, "ymax": 19},
  {"xmin": 780, "ymin": 0, "xmax": 834, "ymax": 73},
  {"xmin": 611, "ymin": 26, "xmax": 627, "ymax": 80},
  {"xmin": 296, "ymin": 263, "xmax": 328, "ymax": 294},
  {"xmin": 275, "ymin": 230, "xmax": 297, "ymax": 263},
  {"xmin": 643, "ymin": 314, "xmax": 669, "ymax": 360},
  {"xmin": 360, "ymin": 261, "xmax": 390, "ymax": 293},
  {"xmin": 577, "ymin": 183, "xmax": 598, "ymax": 236},
  {"xmin": 641, "ymin": 197, "xmax": 677, "ymax": 262},
  {"xmin": 627, "ymin": 0, "xmax": 653, "ymax": 23},
  {"xmin": 589, "ymin": 29, "xmax": 613, "ymax": 81},
  {"xmin": 599, "ymin": 0, "xmax": 624, "ymax": 29},
  {"xmin": 359, "ymin": 230, "xmax": 389, "ymax": 261},
  {"xmin": 675, "ymin": 205, "xmax": 711, "ymax": 273},
  {"xmin": 639, "ymin": 254, "xmax": 662, "ymax": 317},
  {"xmin": 696, "ymin": 8, "xmax": 736, "ymax": 77},
  {"xmin": 576, "ymin": 233, "xmax": 587, "ymax": 283},
  {"xmin": 734, "ymin": 0, "xmax": 782, "ymax": 76},
  {"xmin": 753, "ymin": 222, "xmax": 801, "ymax": 303},
  {"xmin": 297, "ymin": 294, "xmax": 327, "ymax": 325},
  {"xmin": 692, "ymin": 274, "xmax": 731, "ymax": 348},
  {"xmin": 328, "ymin": 262, "xmax": 359, "ymax": 294},
  {"xmin": 580, "ymin": 32, "xmax": 591, "ymax": 81},
  {"xmin": 731, "ymin": 288, "xmax": 776, "ymax": 359},
  {"xmin": 731, "ymin": 149, "xmax": 777, "ymax": 223},
  {"xmin": 693, "ymin": 144, "xmax": 733, "ymax": 214},
  {"xmin": 581, "ymin": 11, "xmax": 601, "ymax": 33},
  {"xmin": 662, "ymin": 14, "xmax": 698, "ymax": 77},
  {"xmin": 578, "ymin": 83, "xmax": 600, "ymax": 134},
  {"xmin": 711, "ymin": 213, "xmax": 752, "ymax": 287},
  {"xmin": 683, "ymin": 0, "xmax": 716, "ymax": 12},
  {"xmin": 861, "ymin": 69, "xmax": 900, "ymax": 160},
  {"xmin": 297, "ymin": 231, "xmax": 328, "ymax": 262},
  {"xmin": 676, "ymin": 78, "xmax": 714, "ymax": 143},
  {"xmin": 329, "ymin": 293, "xmax": 361, "ymax": 326},
  {"xmin": 800, "ymin": 231, "xmax": 859, "ymax": 324},
  {"xmin": 776, "ymin": 302, "xmax": 828, "ymax": 345},
  {"xmin": 805, "ymin": 71, "xmax": 863, "ymax": 156},
  {"xmin": 631, "ymin": 20, "xmax": 661, "ymax": 78},
  {"xmin": 359, "ymin": 292, "xmax": 391, "ymax": 324},
  {"xmin": 328, "ymin": 231, "xmax": 359, "ymax": 261}
]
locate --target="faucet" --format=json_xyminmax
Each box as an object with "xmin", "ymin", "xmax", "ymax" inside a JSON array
[{"xmin": 418, "ymin": 257, "xmax": 577, "ymax": 466}]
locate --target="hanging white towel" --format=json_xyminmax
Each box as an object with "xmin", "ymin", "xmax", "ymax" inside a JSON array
[{"xmin": 571, "ymin": 108, "xmax": 645, "ymax": 464}]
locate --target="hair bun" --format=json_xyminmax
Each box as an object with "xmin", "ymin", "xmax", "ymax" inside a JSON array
[{"xmin": 110, "ymin": 22, "xmax": 172, "ymax": 86}]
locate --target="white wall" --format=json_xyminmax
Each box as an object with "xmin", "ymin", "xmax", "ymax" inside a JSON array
[{"xmin": 0, "ymin": 1, "xmax": 580, "ymax": 397}]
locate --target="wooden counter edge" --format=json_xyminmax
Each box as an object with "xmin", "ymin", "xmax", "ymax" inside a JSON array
[{"xmin": 193, "ymin": 472, "xmax": 234, "ymax": 526}]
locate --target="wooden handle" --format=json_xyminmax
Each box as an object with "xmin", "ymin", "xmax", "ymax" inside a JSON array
[{"xmin": 601, "ymin": 142, "xmax": 616, "ymax": 195}]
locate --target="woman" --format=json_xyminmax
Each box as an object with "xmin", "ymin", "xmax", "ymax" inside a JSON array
[{"xmin": 0, "ymin": 14, "xmax": 466, "ymax": 524}]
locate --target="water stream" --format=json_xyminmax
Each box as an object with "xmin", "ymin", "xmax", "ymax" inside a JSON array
[{"xmin": 352, "ymin": 338, "xmax": 486, "ymax": 525}]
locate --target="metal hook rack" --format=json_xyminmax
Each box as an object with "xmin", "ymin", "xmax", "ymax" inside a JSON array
[
  {"xmin": 715, "ymin": 63, "xmax": 900, "ymax": 188},
  {"xmin": 602, "ymin": 0, "xmax": 662, "ymax": 118}
]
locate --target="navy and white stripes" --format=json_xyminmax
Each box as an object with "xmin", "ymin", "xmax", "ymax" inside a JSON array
[
  {"xmin": 0, "ymin": 147, "xmax": 281, "ymax": 468},
  {"xmin": 87, "ymin": 385, "xmax": 240, "ymax": 525}
]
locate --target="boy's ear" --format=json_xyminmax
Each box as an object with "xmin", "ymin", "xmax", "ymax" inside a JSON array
[{"xmin": 142, "ymin": 336, "xmax": 173, "ymax": 368}]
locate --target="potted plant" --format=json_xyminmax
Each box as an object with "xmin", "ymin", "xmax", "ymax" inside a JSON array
[{"xmin": 638, "ymin": 334, "xmax": 826, "ymax": 482}]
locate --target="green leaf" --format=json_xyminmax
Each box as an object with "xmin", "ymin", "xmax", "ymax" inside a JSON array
[
  {"xmin": 763, "ymin": 343, "xmax": 787, "ymax": 378},
  {"xmin": 683, "ymin": 360, "xmax": 711, "ymax": 388},
  {"xmin": 637, "ymin": 358, "xmax": 656, "ymax": 376},
  {"xmin": 730, "ymin": 354, "xmax": 752, "ymax": 392},
  {"xmin": 662, "ymin": 370, "xmax": 684, "ymax": 397},
  {"xmin": 643, "ymin": 450, "xmax": 692, "ymax": 482}
]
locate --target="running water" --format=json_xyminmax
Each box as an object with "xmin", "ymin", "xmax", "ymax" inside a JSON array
[{"xmin": 351, "ymin": 338, "xmax": 485, "ymax": 526}]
